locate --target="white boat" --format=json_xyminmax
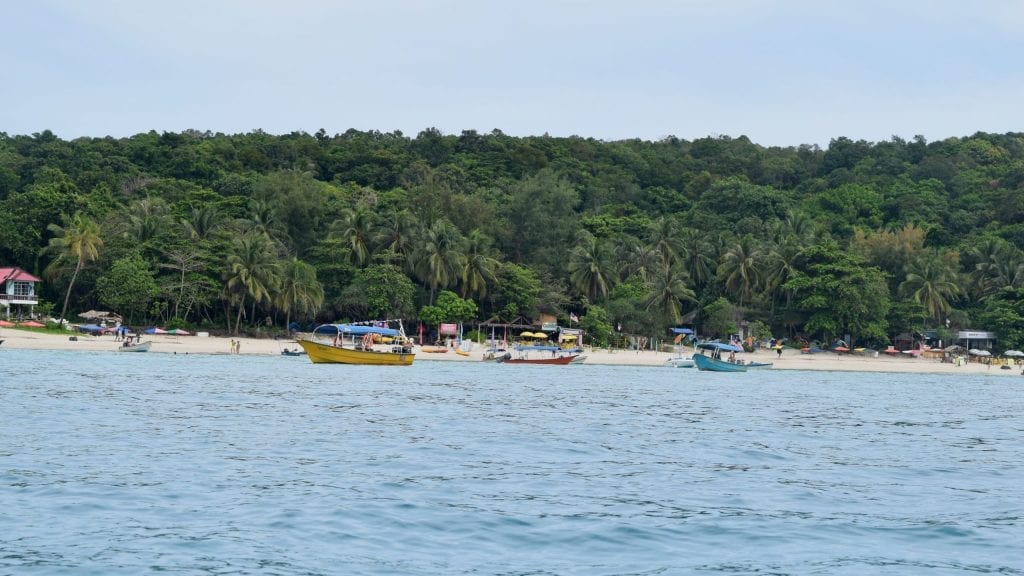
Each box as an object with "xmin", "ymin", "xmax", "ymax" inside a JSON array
[
  {"xmin": 666, "ymin": 342, "xmax": 695, "ymax": 368},
  {"xmin": 117, "ymin": 341, "xmax": 151, "ymax": 352},
  {"xmin": 666, "ymin": 355, "xmax": 695, "ymax": 368}
]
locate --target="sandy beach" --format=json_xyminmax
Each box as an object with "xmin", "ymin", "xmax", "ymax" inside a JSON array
[{"xmin": 3, "ymin": 327, "xmax": 1022, "ymax": 377}]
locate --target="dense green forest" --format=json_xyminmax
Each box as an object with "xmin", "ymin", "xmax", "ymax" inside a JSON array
[{"xmin": 2, "ymin": 128, "xmax": 1023, "ymax": 349}]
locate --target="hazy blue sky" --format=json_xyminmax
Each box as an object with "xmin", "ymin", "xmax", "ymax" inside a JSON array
[{"xmin": 3, "ymin": 0, "xmax": 1022, "ymax": 146}]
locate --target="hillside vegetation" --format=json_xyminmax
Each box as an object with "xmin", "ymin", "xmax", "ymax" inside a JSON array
[{"xmin": 2, "ymin": 128, "xmax": 1022, "ymax": 349}]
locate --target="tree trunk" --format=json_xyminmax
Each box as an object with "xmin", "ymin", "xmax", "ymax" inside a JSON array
[
  {"xmin": 59, "ymin": 258, "xmax": 84, "ymax": 324},
  {"xmin": 234, "ymin": 294, "xmax": 246, "ymax": 335}
]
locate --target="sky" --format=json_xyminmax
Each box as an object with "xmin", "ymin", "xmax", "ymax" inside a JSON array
[{"xmin": 2, "ymin": 0, "xmax": 1023, "ymax": 147}]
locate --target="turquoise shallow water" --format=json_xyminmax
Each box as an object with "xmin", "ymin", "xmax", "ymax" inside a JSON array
[{"xmin": 1, "ymin": 348, "xmax": 1022, "ymax": 575}]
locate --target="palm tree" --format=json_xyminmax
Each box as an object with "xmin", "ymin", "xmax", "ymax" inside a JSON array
[
  {"xmin": 460, "ymin": 229, "xmax": 499, "ymax": 299},
  {"xmin": 763, "ymin": 238, "xmax": 803, "ymax": 314},
  {"xmin": 375, "ymin": 209, "xmax": 419, "ymax": 271},
  {"xmin": 899, "ymin": 252, "xmax": 963, "ymax": 322},
  {"xmin": 647, "ymin": 217, "xmax": 682, "ymax": 267},
  {"xmin": 718, "ymin": 235, "xmax": 763, "ymax": 308},
  {"xmin": 567, "ymin": 232, "xmax": 617, "ymax": 303},
  {"xmin": 42, "ymin": 212, "xmax": 103, "ymax": 324},
  {"xmin": 621, "ymin": 240, "xmax": 661, "ymax": 283},
  {"xmin": 224, "ymin": 232, "xmax": 280, "ymax": 334},
  {"xmin": 415, "ymin": 219, "xmax": 464, "ymax": 304},
  {"xmin": 240, "ymin": 199, "xmax": 290, "ymax": 246},
  {"xmin": 967, "ymin": 237, "xmax": 1024, "ymax": 299},
  {"xmin": 121, "ymin": 197, "xmax": 170, "ymax": 244},
  {"xmin": 645, "ymin": 264, "xmax": 696, "ymax": 324},
  {"xmin": 275, "ymin": 257, "xmax": 324, "ymax": 331},
  {"xmin": 677, "ymin": 229, "xmax": 714, "ymax": 288},
  {"xmin": 330, "ymin": 206, "xmax": 376, "ymax": 267},
  {"xmin": 182, "ymin": 205, "xmax": 225, "ymax": 241}
]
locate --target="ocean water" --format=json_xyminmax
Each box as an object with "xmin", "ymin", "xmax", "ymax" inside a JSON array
[{"xmin": 1, "ymin": 348, "xmax": 1022, "ymax": 575}]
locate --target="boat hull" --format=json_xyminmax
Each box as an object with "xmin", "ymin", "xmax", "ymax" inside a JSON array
[
  {"xmin": 666, "ymin": 356, "xmax": 695, "ymax": 368},
  {"xmin": 297, "ymin": 339, "xmax": 415, "ymax": 365},
  {"xmin": 502, "ymin": 354, "xmax": 578, "ymax": 365},
  {"xmin": 117, "ymin": 341, "xmax": 151, "ymax": 352},
  {"xmin": 693, "ymin": 353, "xmax": 747, "ymax": 372}
]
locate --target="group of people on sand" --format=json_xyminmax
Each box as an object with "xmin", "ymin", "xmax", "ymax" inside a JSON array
[{"xmin": 228, "ymin": 339, "xmax": 241, "ymax": 354}]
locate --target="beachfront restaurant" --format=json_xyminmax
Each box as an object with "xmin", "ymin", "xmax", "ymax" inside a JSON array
[{"xmin": 956, "ymin": 330, "xmax": 996, "ymax": 352}]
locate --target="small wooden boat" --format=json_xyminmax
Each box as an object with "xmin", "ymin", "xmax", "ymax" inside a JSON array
[
  {"xmin": 499, "ymin": 345, "xmax": 579, "ymax": 365},
  {"xmin": 297, "ymin": 321, "xmax": 415, "ymax": 365},
  {"xmin": 455, "ymin": 349, "xmax": 470, "ymax": 357},
  {"xmin": 420, "ymin": 345, "xmax": 449, "ymax": 353},
  {"xmin": 482, "ymin": 348, "xmax": 509, "ymax": 362},
  {"xmin": 502, "ymin": 354, "xmax": 578, "ymax": 365},
  {"xmin": 117, "ymin": 341, "xmax": 151, "ymax": 352}
]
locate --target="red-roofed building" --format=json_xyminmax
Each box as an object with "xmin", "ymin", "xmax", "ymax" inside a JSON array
[{"xmin": 1, "ymin": 267, "xmax": 41, "ymax": 319}]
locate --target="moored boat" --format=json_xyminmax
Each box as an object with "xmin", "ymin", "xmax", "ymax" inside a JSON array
[
  {"xmin": 666, "ymin": 356, "xmax": 695, "ymax": 368},
  {"xmin": 502, "ymin": 354, "xmax": 578, "ymax": 365},
  {"xmin": 117, "ymin": 340, "xmax": 151, "ymax": 352},
  {"xmin": 499, "ymin": 345, "xmax": 579, "ymax": 365},
  {"xmin": 693, "ymin": 342, "xmax": 747, "ymax": 372},
  {"xmin": 297, "ymin": 322, "xmax": 415, "ymax": 365},
  {"xmin": 692, "ymin": 352, "xmax": 747, "ymax": 372}
]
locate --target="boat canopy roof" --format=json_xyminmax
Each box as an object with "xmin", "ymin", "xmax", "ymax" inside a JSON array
[
  {"xmin": 514, "ymin": 345, "xmax": 561, "ymax": 352},
  {"xmin": 313, "ymin": 323, "xmax": 401, "ymax": 337},
  {"xmin": 697, "ymin": 341, "xmax": 742, "ymax": 352}
]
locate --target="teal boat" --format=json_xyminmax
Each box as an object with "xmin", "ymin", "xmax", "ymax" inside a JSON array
[
  {"xmin": 693, "ymin": 342, "xmax": 748, "ymax": 372},
  {"xmin": 693, "ymin": 353, "xmax": 748, "ymax": 372}
]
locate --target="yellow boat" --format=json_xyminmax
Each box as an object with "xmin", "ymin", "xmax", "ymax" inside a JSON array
[
  {"xmin": 297, "ymin": 338, "xmax": 414, "ymax": 365},
  {"xmin": 297, "ymin": 322, "xmax": 415, "ymax": 365}
]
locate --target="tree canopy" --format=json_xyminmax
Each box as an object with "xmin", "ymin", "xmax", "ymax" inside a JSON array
[{"xmin": 2, "ymin": 128, "xmax": 1023, "ymax": 347}]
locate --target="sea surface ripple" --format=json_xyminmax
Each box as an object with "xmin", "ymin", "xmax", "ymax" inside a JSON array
[{"xmin": 1, "ymin": 348, "xmax": 1022, "ymax": 575}]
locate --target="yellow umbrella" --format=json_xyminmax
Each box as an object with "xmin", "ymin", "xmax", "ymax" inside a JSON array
[{"xmin": 520, "ymin": 332, "xmax": 537, "ymax": 339}]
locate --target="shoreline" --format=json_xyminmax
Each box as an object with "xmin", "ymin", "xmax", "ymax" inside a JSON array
[{"xmin": 3, "ymin": 328, "xmax": 1022, "ymax": 377}]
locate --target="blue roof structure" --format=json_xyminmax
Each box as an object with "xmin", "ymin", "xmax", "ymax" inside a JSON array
[{"xmin": 312, "ymin": 324, "xmax": 401, "ymax": 337}]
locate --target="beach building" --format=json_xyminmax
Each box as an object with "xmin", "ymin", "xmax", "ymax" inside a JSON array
[
  {"xmin": 0, "ymin": 267, "xmax": 40, "ymax": 319},
  {"xmin": 957, "ymin": 330, "xmax": 997, "ymax": 351}
]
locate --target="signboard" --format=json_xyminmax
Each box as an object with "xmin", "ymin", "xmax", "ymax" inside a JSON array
[
  {"xmin": 958, "ymin": 331, "xmax": 995, "ymax": 339},
  {"xmin": 439, "ymin": 323, "xmax": 459, "ymax": 335}
]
